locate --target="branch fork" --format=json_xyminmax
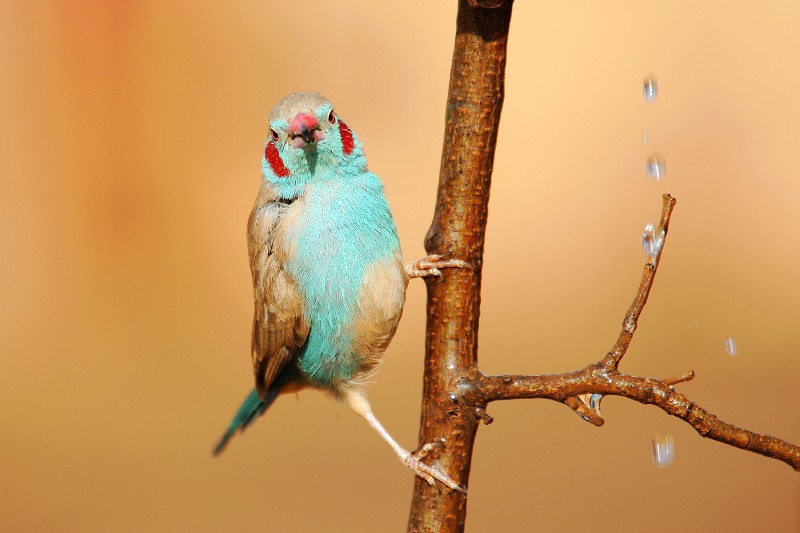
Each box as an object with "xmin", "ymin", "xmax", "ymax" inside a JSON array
[{"xmin": 447, "ymin": 197, "xmax": 799, "ymax": 475}]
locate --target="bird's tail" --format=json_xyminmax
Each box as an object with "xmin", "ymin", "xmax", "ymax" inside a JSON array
[{"xmin": 212, "ymin": 384, "xmax": 283, "ymax": 456}]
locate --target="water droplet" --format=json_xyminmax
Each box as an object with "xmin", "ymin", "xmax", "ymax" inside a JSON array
[
  {"xmin": 577, "ymin": 393, "xmax": 603, "ymax": 417},
  {"xmin": 646, "ymin": 153, "xmax": 666, "ymax": 180},
  {"xmin": 642, "ymin": 129, "xmax": 648, "ymax": 144},
  {"xmin": 641, "ymin": 223, "xmax": 664, "ymax": 259},
  {"xmin": 651, "ymin": 433, "xmax": 675, "ymax": 467},
  {"xmin": 588, "ymin": 394, "xmax": 602, "ymax": 410},
  {"xmin": 643, "ymin": 75, "xmax": 659, "ymax": 103},
  {"xmin": 724, "ymin": 336, "xmax": 738, "ymax": 356}
]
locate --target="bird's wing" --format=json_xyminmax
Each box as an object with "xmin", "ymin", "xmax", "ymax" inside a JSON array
[{"xmin": 248, "ymin": 187, "xmax": 310, "ymax": 399}]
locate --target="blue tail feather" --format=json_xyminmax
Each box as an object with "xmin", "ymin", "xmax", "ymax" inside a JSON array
[{"xmin": 213, "ymin": 386, "xmax": 281, "ymax": 456}]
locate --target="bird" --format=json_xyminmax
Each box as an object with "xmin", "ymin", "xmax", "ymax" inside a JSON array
[{"xmin": 213, "ymin": 91, "xmax": 469, "ymax": 491}]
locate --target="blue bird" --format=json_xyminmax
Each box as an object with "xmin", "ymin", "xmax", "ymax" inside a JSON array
[{"xmin": 214, "ymin": 92, "xmax": 467, "ymax": 491}]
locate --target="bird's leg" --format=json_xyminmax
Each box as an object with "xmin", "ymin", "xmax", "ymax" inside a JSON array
[
  {"xmin": 405, "ymin": 254, "xmax": 474, "ymax": 279},
  {"xmin": 345, "ymin": 389, "xmax": 465, "ymax": 493}
]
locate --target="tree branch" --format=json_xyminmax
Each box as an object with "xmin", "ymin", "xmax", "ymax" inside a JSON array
[
  {"xmin": 474, "ymin": 368, "xmax": 800, "ymax": 471},
  {"xmin": 407, "ymin": 0, "xmax": 800, "ymax": 531},
  {"xmin": 465, "ymin": 193, "xmax": 800, "ymax": 472},
  {"xmin": 601, "ymin": 195, "xmax": 675, "ymax": 370},
  {"xmin": 408, "ymin": 1, "xmax": 513, "ymax": 531}
]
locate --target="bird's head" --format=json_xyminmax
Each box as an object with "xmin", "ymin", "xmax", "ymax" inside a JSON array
[{"xmin": 261, "ymin": 92, "xmax": 366, "ymax": 199}]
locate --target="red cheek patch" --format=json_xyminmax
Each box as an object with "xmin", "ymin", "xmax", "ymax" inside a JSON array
[
  {"xmin": 338, "ymin": 120, "xmax": 354, "ymax": 155},
  {"xmin": 265, "ymin": 141, "xmax": 290, "ymax": 177}
]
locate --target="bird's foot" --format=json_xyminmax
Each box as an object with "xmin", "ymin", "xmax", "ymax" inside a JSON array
[
  {"xmin": 400, "ymin": 442, "xmax": 465, "ymax": 493},
  {"xmin": 405, "ymin": 254, "xmax": 474, "ymax": 279}
]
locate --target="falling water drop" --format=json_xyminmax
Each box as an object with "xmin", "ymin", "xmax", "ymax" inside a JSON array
[
  {"xmin": 651, "ymin": 433, "xmax": 675, "ymax": 467},
  {"xmin": 646, "ymin": 153, "xmax": 666, "ymax": 180},
  {"xmin": 724, "ymin": 336, "xmax": 738, "ymax": 356},
  {"xmin": 642, "ymin": 129, "xmax": 648, "ymax": 144},
  {"xmin": 643, "ymin": 75, "xmax": 659, "ymax": 103},
  {"xmin": 641, "ymin": 223, "xmax": 664, "ymax": 259}
]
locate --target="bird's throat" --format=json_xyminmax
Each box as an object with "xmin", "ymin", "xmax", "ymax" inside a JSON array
[{"xmin": 303, "ymin": 150, "xmax": 318, "ymax": 175}]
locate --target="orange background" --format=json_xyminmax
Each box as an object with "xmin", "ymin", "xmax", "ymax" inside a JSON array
[{"xmin": 2, "ymin": 2, "xmax": 799, "ymax": 531}]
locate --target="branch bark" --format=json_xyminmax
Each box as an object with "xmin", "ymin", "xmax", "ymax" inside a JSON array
[
  {"xmin": 408, "ymin": 1, "xmax": 513, "ymax": 531},
  {"xmin": 474, "ymin": 367, "xmax": 800, "ymax": 471},
  {"xmin": 407, "ymin": 1, "xmax": 800, "ymax": 531}
]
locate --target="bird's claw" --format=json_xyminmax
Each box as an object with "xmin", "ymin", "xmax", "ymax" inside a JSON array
[
  {"xmin": 414, "ymin": 441, "xmax": 440, "ymax": 459},
  {"xmin": 401, "ymin": 442, "xmax": 465, "ymax": 493},
  {"xmin": 405, "ymin": 254, "xmax": 475, "ymax": 279}
]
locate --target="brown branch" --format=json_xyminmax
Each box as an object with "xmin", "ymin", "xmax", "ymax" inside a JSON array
[
  {"xmin": 663, "ymin": 370, "xmax": 695, "ymax": 387},
  {"xmin": 408, "ymin": 1, "xmax": 513, "ymax": 531},
  {"xmin": 601, "ymin": 194, "xmax": 675, "ymax": 370},
  {"xmin": 462, "ymin": 192, "xmax": 800, "ymax": 472},
  {"xmin": 472, "ymin": 368, "xmax": 800, "ymax": 471},
  {"xmin": 408, "ymin": 0, "xmax": 800, "ymax": 531}
]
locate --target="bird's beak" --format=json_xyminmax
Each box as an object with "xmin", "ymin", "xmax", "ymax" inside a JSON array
[{"xmin": 289, "ymin": 112, "xmax": 325, "ymax": 149}]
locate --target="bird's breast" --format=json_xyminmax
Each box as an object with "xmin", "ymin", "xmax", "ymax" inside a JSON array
[
  {"xmin": 273, "ymin": 175, "xmax": 406, "ymax": 389},
  {"xmin": 279, "ymin": 178, "xmax": 401, "ymax": 299}
]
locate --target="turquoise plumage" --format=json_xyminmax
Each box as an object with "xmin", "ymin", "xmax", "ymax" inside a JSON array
[{"xmin": 214, "ymin": 92, "xmax": 467, "ymax": 491}]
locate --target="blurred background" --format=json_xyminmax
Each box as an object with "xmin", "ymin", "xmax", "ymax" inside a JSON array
[{"xmin": 2, "ymin": 1, "xmax": 799, "ymax": 531}]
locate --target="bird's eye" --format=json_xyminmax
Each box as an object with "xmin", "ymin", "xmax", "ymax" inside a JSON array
[
  {"xmin": 327, "ymin": 110, "xmax": 335, "ymax": 124},
  {"xmin": 270, "ymin": 128, "xmax": 279, "ymax": 141}
]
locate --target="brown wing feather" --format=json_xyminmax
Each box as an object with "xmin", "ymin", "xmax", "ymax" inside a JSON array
[{"xmin": 248, "ymin": 185, "xmax": 309, "ymax": 399}]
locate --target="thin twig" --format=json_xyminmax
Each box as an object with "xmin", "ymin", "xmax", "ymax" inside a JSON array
[
  {"xmin": 663, "ymin": 370, "xmax": 695, "ymax": 387},
  {"xmin": 601, "ymin": 194, "xmax": 676, "ymax": 370}
]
